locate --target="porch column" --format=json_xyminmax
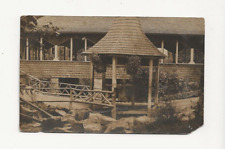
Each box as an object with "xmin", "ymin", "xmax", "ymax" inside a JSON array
[
  {"xmin": 175, "ymin": 40, "xmax": 179, "ymax": 64},
  {"xmin": 82, "ymin": 37, "xmax": 88, "ymax": 61},
  {"xmin": 160, "ymin": 40, "xmax": 164, "ymax": 63},
  {"xmin": 84, "ymin": 38, "xmax": 87, "ymax": 61},
  {"xmin": 40, "ymin": 37, "xmax": 43, "ymax": 61},
  {"xmin": 26, "ymin": 38, "xmax": 29, "ymax": 60},
  {"xmin": 154, "ymin": 59, "xmax": 159, "ymax": 105},
  {"xmin": 189, "ymin": 48, "xmax": 195, "ymax": 64},
  {"xmin": 70, "ymin": 38, "xmax": 73, "ymax": 61},
  {"xmin": 148, "ymin": 59, "xmax": 153, "ymax": 117},
  {"xmin": 112, "ymin": 56, "xmax": 117, "ymax": 119},
  {"xmin": 53, "ymin": 45, "xmax": 59, "ymax": 61}
]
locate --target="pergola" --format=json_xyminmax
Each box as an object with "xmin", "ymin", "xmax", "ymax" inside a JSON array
[{"xmin": 83, "ymin": 17, "xmax": 165, "ymax": 117}]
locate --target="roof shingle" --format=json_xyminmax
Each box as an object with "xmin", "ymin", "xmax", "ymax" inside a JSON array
[
  {"xmin": 83, "ymin": 17, "xmax": 165, "ymax": 57},
  {"xmin": 36, "ymin": 16, "xmax": 205, "ymax": 35}
]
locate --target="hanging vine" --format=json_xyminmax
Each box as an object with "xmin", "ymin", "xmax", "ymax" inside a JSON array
[
  {"xmin": 125, "ymin": 56, "xmax": 149, "ymax": 101},
  {"xmin": 90, "ymin": 54, "xmax": 107, "ymax": 73}
]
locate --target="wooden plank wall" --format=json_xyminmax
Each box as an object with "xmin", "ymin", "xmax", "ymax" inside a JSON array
[
  {"xmin": 20, "ymin": 61, "xmax": 203, "ymax": 82},
  {"xmin": 20, "ymin": 61, "xmax": 91, "ymax": 79},
  {"xmin": 159, "ymin": 63, "xmax": 204, "ymax": 82}
]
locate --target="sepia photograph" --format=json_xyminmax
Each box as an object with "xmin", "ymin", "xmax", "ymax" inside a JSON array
[{"xmin": 19, "ymin": 16, "xmax": 204, "ymax": 134}]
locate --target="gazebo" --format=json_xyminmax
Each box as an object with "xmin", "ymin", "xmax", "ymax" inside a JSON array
[{"xmin": 83, "ymin": 17, "xmax": 165, "ymax": 118}]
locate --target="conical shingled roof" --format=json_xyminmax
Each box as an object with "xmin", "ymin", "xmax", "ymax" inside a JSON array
[{"xmin": 83, "ymin": 17, "xmax": 165, "ymax": 57}]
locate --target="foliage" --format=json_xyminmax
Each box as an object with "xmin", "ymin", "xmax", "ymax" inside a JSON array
[
  {"xmin": 158, "ymin": 72, "xmax": 200, "ymax": 101},
  {"xmin": 125, "ymin": 56, "xmax": 149, "ymax": 101},
  {"xmin": 178, "ymin": 49, "xmax": 204, "ymax": 63},
  {"xmin": 21, "ymin": 16, "xmax": 60, "ymax": 37},
  {"xmin": 154, "ymin": 102, "xmax": 180, "ymax": 125},
  {"xmin": 126, "ymin": 56, "xmax": 141, "ymax": 75},
  {"xmin": 21, "ymin": 16, "xmax": 38, "ymax": 34},
  {"xmin": 125, "ymin": 56, "xmax": 200, "ymax": 101},
  {"xmin": 159, "ymin": 72, "xmax": 180, "ymax": 96},
  {"xmin": 20, "ymin": 16, "xmax": 60, "ymax": 55},
  {"xmin": 90, "ymin": 54, "xmax": 106, "ymax": 73},
  {"xmin": 193, "ymin": 69, "xmax": 204, "ymax": 124}
]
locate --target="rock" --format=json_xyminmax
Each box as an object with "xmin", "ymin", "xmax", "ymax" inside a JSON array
[
  {"xmin": 50, "ymin": 126, "xmax": 72, "ymax": 133},
  {"xmin": 32, "ymin": 122, "xmax": 41, "ymax": 127},
  {"xmin": 133, "ymin": 116, "xmax": 154, "ymax": 133},
  {"xmin": 181, "ymin": 116, "xmax": 189, "ymax": 121},
  {"xmin": 20, "ymin": 106, "xmax": 37, "ymax": 114},
  {"xmin": 89, "ymin": 113, "xmax": 116, "ymax": 125},
  {"xmin": 42, "ymin": 117, "xmax": 65, "ymax": 132},
  {"xmin": 135, "ymin": 116, "xmax": 153, "ymax": 124},
  {"xmin": 55, "ymin": 109, "xmax": 67, "ymax": 116},
  {"xmin": 67, "ymin": 118, "xmax": 84, "ymax": 133},
  {"xmin": 83, "ymin": 122, "xmax": 103, "ymax": 133},
  {"xmin": 104, "ymin": 117, "xmax": 136, "ymax": 133},
  {"xmin": 83, "ymin": 113, "xmax": 116, "ymax": 133},
  {"xmin": 74, "ymin": 109, "xmax": 92, "ymax": 121}
]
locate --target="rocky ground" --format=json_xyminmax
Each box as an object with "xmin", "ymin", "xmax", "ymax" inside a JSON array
[{"xmin": 20, "ymin": 97, "xmax": 203, "ymax": 134}]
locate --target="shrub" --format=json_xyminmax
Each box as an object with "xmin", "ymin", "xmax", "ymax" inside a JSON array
[
  {"xmin": 90, "ymin": 54, "xmax": 106, "ymax": 73},
  {"xmin": 158, "ymin": 72, "xmax": 200, "ymax": 101},
  {"xmin": 155, "ymin": 102, "xmax": 180, "ymax": 124}
]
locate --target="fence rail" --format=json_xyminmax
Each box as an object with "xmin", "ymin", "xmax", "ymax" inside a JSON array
[{"xmin": 20, "ymin": 70, "xmax": 114, "ymax": 108}]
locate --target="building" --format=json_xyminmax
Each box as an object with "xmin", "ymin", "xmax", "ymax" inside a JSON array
[{"xmin": 20, "ymin": 16, "xmax": 204, "ymax": 102}]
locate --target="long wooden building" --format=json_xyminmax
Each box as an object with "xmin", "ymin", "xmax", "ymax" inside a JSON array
[{"xmin": 20, "ymin": 16, "xmax": 204, "ymax": 100}]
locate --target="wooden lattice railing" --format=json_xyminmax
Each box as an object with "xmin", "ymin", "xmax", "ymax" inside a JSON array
[
  {"xmin": 20, "ymin": 70, "xmax": 90, "ymax": 93},
  {"xmin": 20, "ymin": 70, "xmax": 115, "ymax": 108}
]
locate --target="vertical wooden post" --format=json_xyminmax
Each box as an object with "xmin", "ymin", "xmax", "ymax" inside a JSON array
[
  {"xmin": 64, "ymin": 46, "xmax": 66, "ymax": 60},
  {"xmin": 35, "ymin": 48, "xmax": 37, "ymax": 60},
  {"xmin": 112, "ymin": 56, "xmax": 117, "ymax": 92},
  {"xmin": 102, "ymin": 71, "xmax": 106, "ymax": 90},
  {"xmin": 154, "ymin": 59, "xmax": 159, "ymax": 105},
  {"xmin": 112, "ymin": 90, "xmax": 117, "ymax": 119},
  {"xmin": 53, "ymin": 45, "xmax": 58, "ymax": 61},
  {"xmin": 50, "ymin": 47, "xmax": 53, "ymax": 55},
  {"xmin": 111, "ymin": 56, "xmax": 117, "ymax": 119},
  {"xmin": 90, "ymin": 61, "xmax": 94, "ymax": 90},
  {"xmin": 40, "ymin": 37, "xmax": 43, "ymax": 61},
  {"xmin": 189, "ymin": 48, "xmax": 195, "ymax": 64},
  {"xmin": 26, "ymin": 38, "xmax": 29, "ymax": 60},
  {"xmin": 148, "ymin": 59, "xmax": 153, "ymax": 117},
  {"xmin": 175, "ymin": 40, "xmax": 179, "ymax": 64},
  {"xmin": 39, "ymin": 80, "xmax": 41, "ymax": 92},
  {"xmin": 84, "ymin": 38, "xmax": 87, "ymax": 61},
  {"xmin": 70, "ymin": 38, "xmax": 73, "ymax": 61},
  {"xmin": 22, "ymin": 47, "xmax": 25, "ymax": 60},
  {"xmin": 160, "ymin": 40, "xmax": 164, "ymax": 63},
  {"xmin": 37, "ymin": 48, "xmax": 40, "ymax": 60},
  {"xmin": 43, "ymin": 49, "xmax": 45, "ymax": 60},
  {"xmin": 70, "ymin": 89, "xmax": 73, "ymax": 110}
]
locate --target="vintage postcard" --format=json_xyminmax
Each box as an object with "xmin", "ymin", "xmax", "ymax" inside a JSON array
[{"xmin": 20, "ymin": 16, "xmax": 204, "ymax": 134}]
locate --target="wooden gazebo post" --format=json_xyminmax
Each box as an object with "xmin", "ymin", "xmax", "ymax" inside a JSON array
[
  {"xmin": 90, "ymin": 61, "xmax": 94, "ymax": 90},
  {"xmin": 111, "ymin": 56, "xmax": 117, "ymax": 118},
  {"xmin": 148, "ymin": 59, "xmax": 153, "ymax": 117},
  {"xmin": 154, "ymin": 59, "xmax": 160, "ymax": 105}
]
